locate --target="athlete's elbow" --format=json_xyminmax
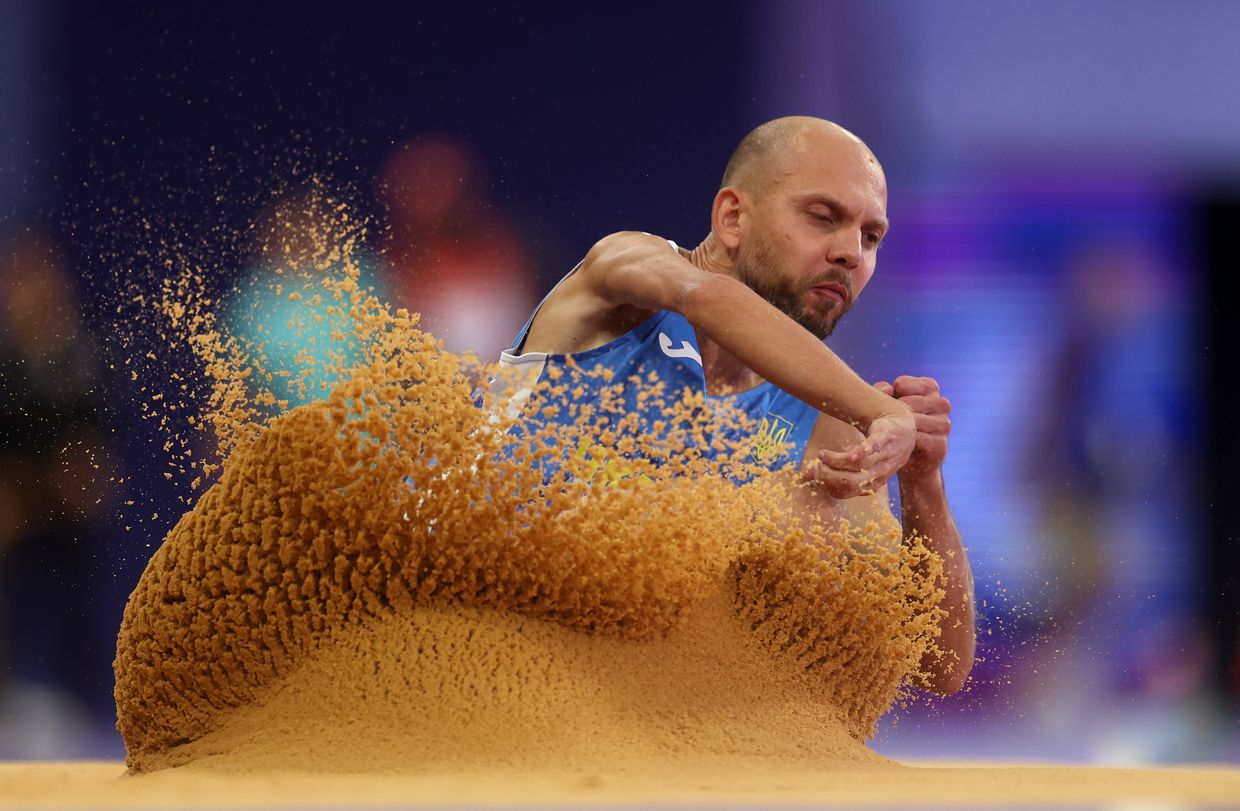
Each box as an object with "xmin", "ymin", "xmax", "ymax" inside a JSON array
[
  {"xmin": 921, "ymin": 633, "xmax": 975, "ymax": 696},
  {"xmin": 923, "ymin": 659, "xmax": 972, "ymax": 696}
]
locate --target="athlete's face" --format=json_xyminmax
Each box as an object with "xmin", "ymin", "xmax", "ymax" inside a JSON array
[{"xmin": 734, "ymin": 135, "xmax": 888, "ymax": 341}]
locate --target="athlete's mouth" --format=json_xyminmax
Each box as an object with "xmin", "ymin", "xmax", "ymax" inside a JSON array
[{"xmin": 809, "ymin": 282, "xmax": 848, "ymax": 305}]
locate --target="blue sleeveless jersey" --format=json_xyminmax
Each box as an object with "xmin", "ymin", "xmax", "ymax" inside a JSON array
[{"xmin": 493, "ymin": 243, "xmax": 820, "ymax": 483}]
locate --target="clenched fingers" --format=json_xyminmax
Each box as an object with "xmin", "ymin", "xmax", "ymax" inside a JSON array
[
  {"xmin": 915, "ymin": 413, "xmax": 951, "ymax": 435},
  {"xmin": 893, "ymin": 375, "xmax": 939, "ymax": 397},
  {"xmin": 800, "ymin": 460, "xmax": 879, "ymax": 498},
  {"xmin": 816, "ymin": 444, "xmax": 868, "ymax": 472},
  {"xmin": 895, "ymin": 394, "xmax": 951, "ymax": 416}
]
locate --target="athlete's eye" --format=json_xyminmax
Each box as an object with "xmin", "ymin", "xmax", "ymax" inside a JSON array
[{"xmin": 864, "ymin": 231, "xmax": 883, "ymax": 248}]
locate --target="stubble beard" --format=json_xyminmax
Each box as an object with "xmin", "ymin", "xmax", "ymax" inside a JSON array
[{"xmin": 733, "ymin": 237, "xmax": 851, "ymax": 341}]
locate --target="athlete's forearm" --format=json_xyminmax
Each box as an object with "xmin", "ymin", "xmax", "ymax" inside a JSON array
[
  {"xmin": 586, "ymin": 231, "xmax": 907, "ymax": 430},
  {"xmin": 680, "ymin": 273, "xmax": 906, "ymax": 430},
  {"xmin": 899, "ymin": 469, "xmax": 975, "ymax": 694}
]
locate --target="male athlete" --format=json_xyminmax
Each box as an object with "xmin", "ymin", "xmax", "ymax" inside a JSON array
[{"xmin": 498, "ymin": 117, "xmax": 974, "ymax": 694}]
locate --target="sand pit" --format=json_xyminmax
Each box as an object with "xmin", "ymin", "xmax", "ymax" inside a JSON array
[
  {"xmin": 127, "ymin": 587, "xmax": 889, "ymax": 774},
  {"xmin": 112, "ymin": 199, "xmax": 948, "ymax": 777},
  {"xmin": 112, "ymin": 347, "xmax": 943, "ymax": 774},
  {"xmin": 4, "ymin": 759, "xmax": 1240, "ymax": 808},
  {"xmin": 85, "ymin": 197, "xmax": 1240, "ymax": 807}
]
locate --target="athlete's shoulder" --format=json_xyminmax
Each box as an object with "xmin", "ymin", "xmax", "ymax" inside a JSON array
[
  {"xmin": 519, "ymin": 232, "xmax": 681, "ymax": 357},
  {"xmin": 588, "ymin": 230, "xmax": 675, "ymax": 252},
  {"xmin": 579, "ymin": 231, "xmax": 678, "ymax": 274}
]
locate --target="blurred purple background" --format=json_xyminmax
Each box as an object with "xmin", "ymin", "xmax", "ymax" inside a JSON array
[{"xmin": 1, "ymin": 0, "xmax": 1236, "ymax": 763}]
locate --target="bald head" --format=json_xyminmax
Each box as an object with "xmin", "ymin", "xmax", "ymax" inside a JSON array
[
  {"xmin": 708, "ymin": 117, "xmax": 889, "ymax": 340},
  {"xmin": 720, "ymin": 117, "xmax": 880, "ymax": 197}
]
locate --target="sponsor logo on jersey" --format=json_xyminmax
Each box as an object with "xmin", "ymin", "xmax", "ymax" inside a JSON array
[{"xmin": 658, "ymin": 332, "xmax": 703, "ymax": 366}]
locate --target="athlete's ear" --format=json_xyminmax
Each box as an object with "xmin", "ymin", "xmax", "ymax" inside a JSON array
[{"xmin": 711, "ymin": 187, "xmax": 743, "ymax": 251}]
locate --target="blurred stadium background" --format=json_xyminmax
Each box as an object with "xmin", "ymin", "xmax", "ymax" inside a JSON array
[{"xmin": 1, "ymin": 0, "xmax": 1236, "ymax": 764}]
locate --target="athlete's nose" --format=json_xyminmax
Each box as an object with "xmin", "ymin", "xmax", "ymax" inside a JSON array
[{"xmin": 826, "ymin": 228, "xmax": 862, "ymax": 270}]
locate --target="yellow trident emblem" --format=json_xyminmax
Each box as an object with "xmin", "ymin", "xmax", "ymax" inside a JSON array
[{"xmin": 751, "ymin": 414, "xmax": 794, "ymax": 464}]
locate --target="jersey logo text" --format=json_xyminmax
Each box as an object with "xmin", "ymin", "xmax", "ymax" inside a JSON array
[{"xmin": 658, "ymin": 332, "xmax": 703, "ymax": 366}]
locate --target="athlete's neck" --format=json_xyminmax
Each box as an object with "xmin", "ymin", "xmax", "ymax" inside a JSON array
[
  {"xmin": 696, "ymin": 339, "xmax": 764, "ymax": 395},
  {"xmin": 682, "ymin": 232, "xmax": 732, "ymax": 277},
  {"xmin": 684, "ymin": 233, "xmax": 767, "ymax": 395}
]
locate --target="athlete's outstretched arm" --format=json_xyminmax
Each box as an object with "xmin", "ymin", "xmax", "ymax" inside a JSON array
[
  {"xmin": 800, "ymin": 404, "xmax": 975, "ymax": 696},
  {"xmin": 578, "ymin": 231, "xmax": 913, "ymax": 497},
  {"xmin": 873, "ymin": 376, "xmax": 974, "ymax": 694}
]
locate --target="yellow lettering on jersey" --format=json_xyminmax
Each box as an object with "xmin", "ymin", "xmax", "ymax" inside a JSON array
[{"xmin": 570, "ymin": 443, "xmax": 653, "ymax": 487}]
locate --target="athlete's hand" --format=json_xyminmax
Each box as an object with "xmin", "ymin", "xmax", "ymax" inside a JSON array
[
  {"xmin": 873, "ymin": 376, "xmax": 950, "ymax": 483},
  {"xmin": 801, "ymin": 401, "xmax": 915, "ymax": 499}
]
